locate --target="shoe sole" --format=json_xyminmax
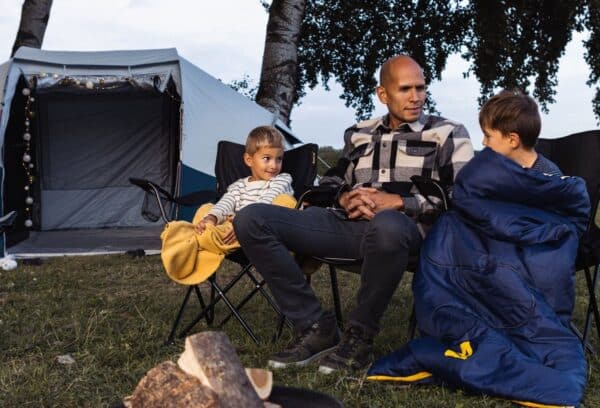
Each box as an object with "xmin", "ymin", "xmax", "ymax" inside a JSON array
[
  {"xmin": 319, "ymin": 356, "xmax": 373, "ymax": 375},
  {"xmin": 318, "ymin": 365, "xmax": 337, "ymax": 374},
  {"xmin": 268, "ymin": 345, "xmax": 338, "ymax": 369}
]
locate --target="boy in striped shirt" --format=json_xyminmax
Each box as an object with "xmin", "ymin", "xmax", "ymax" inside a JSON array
[{"xmin": 195, "ymin": 126, "xmax": 294, "ymax": 244}]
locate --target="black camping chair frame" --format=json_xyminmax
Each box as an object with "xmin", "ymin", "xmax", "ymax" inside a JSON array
[
  {"xmin": 130, "ymin": 177, "xmax": 289, "ymax": 345},
  {"xmin": 0, "ymin": 211, "xmax": 18, "ymax": 234},
  {"xmin": 130, "ymin": 141, "xmax": 318, "ymax": 345},
  {"xmin": 537, "ymin": 131, "xmax": 600, "ymax": 353},
  {"xmin": 276, "ymin": 175, "xmax": 449, "ymax": 341}
]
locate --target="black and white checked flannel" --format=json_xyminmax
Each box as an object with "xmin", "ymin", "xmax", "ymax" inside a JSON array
[{"xmin": 320, "ymin": 113, "xmax": 474, "ymax": 216}]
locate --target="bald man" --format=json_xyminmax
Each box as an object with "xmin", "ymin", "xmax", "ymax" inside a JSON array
[{"xmin": 234, "ymin": 55, "xmax": 474, "ymax": 373}]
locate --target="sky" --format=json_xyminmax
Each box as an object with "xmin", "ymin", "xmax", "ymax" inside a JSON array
[{"xmin": 0, "ymin": 0, "xmax": 598, "ymax": 150}]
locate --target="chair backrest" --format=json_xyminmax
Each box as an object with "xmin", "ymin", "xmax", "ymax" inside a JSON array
[
  {"xmin": 214, "ymin": 141, "xmax": 319, "ymax": 199},
  {"xmin": 537, "ymin": 130, "xmax": 600, "ymax": 247}
]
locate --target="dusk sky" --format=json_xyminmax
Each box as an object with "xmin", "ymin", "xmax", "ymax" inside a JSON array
[{"xmin": 1, "ymin": 0, "xmax": 597, "ymax": 150}]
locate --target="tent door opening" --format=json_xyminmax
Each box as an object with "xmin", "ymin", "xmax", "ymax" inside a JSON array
[{"xmin": 4, "ymin": 79, "xmax": 180, "ymax": 252}]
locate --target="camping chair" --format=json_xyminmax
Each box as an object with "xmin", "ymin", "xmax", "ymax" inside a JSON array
[
  {"xmin": 537, "ymin": 130, "xmax": 600, "ymax": 352},
  {"xmin": 0, "ymin": 211, "xmax": 17, "ymax": 234},
  {"xmin": 277, "ymin": 175, "xmax": 449, "ymax": 341},
  {"xmin": 130, "ymin": 141, "xmax": 318, "ymax": 345}
]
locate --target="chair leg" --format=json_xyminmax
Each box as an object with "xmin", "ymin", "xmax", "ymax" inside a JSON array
[
  {"xmin": 165, "ymin": 285, "xmax": 212, "ymax": 346},
  {"xmin": 582, "ymin": 262, "xmax": 600, "ymax": 348},
  {"xmin": 214, "ymin": 264, "xmax": 255, "ymax": 326},
  {"xmin": 165, "ymin": 286, "xmax": 194, "ymax": 345},
  {"xmin": 407, "ymin": 303, "xmax": 417, "ymax": 341},
  {"xmin": 193, "ymin": 285, "xmax": 213, "ymax": 325},
  {"xmin": 220, "ymin": 277, "xmax": 289, "ymax": 329},
  {"xmin": 247, "ymin": 268, "xmax": 292, "ymax": 329},
  {"xmin": 179, "ymin": 270, "xmax": 261, "ymax": 344},
  {"xmin": 273, "ymin": 314, "xmax": 287, "ymax": 343},
  {"xmin": 329, "ymin": 264, "xmax": 343, "ymax": 329},
  {"xmin": 210, "ymin": 279, "xmax": 260, "ymax": 344},
  {"xmin": 209, "ymin": 276, "xmax": 217, "ymax": 322},
  {"xmin": 216, "ymin": 266, "xmax": 292, "ymax": 340}
]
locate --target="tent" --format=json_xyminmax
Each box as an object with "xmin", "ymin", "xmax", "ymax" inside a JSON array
[{"xmin": 0, "ymin": 47, "xmax": 299, "ymax": 257}]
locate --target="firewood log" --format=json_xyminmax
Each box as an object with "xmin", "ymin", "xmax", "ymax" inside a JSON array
[
  {"xmin": 245, "ymin": 368, "xmax": 273, "ymax": 400},
  {"xmin": 129, "ymin": 361, "xmax": 218, "ymax": 408},
  {"xmin": 178, "ymin": 331, "xmax": 263, "ymax": 408}
]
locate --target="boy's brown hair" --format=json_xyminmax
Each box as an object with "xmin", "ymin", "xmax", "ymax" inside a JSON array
[
  {"xmin": 479, "ymin": 90, "xmax": 541, "ymax": 148},
  {"xmin": 245, "ymin": 126, "xmax": 284, "ymax": 154}
]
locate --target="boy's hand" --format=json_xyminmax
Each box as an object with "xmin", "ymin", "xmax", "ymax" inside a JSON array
[
  {"xmin": 195, "ymin": 215, "xmax": 217, "ymax": 233},
  {"xmin": 220, "ymin": 227, "xmax": 237, "ymax": 245}
]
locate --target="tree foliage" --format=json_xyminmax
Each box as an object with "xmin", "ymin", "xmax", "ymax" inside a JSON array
[
  {"xmin": 583, "ymin": 0, "xmax": 600, "ymax": 119},
  {"xmin": 463, "ymin": 0, "xmax": 585, "ymax": 112},
  {"xmin": 228, "ymin": 75, "xmax": 259, "ymax": 100},
  {"xmin": 298, "ymin": 0, "xmax": 467, "ymax": 119},
  {"xmin": 293, "ymin": 0, "xmax": 600, "ymax": 122}
]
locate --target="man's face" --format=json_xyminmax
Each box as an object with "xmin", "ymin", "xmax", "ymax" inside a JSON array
[{"xmin": 376, "ymin": 62, "xmax": 426, "ymax": 128}]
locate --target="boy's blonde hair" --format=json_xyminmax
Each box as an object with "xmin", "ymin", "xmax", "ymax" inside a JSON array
[{"xmin": 245, "ymin": 126, "xmax": 284, "ymax": 154}]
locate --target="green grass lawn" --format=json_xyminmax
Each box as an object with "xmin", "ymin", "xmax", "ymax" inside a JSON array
[{"xmin": 1, "ymin": 254, "xmax": 599, "ymax": 407}]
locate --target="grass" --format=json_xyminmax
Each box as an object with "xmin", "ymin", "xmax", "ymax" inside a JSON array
[{"xmin": 1, "ymin": 254, "xmax": 599, "ymax": 407}]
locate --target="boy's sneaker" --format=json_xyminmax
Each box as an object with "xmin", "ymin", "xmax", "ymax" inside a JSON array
[
  {"xmin": 318, "ymin": 325, "xmax": 374, "ymax": 374},
  {"xmin": 268, "ymin": 312, "xmax": 340, "ymax": 369}
]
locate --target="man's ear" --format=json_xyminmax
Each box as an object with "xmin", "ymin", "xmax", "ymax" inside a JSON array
[
  {"xmin": 243, "ymin": 152, "xmax": 253, "ymax": 167},
  {"xmin": 376, "ymin": 85, "xmax": 388, "ymax": 104}
]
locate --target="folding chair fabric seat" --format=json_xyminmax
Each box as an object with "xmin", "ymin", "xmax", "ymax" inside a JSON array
[
  {"xmin": 130, "ymin": 141, "xmax": 318, "ymax": 345},
  {"xmin": 537, "ymin": 130, "xmax": 600, "ymax": 351}
]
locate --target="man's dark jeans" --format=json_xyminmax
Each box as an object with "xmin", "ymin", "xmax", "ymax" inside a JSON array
[{"xmin": 233, "ymin": 204, "xmax": 421, "ymax": 336}]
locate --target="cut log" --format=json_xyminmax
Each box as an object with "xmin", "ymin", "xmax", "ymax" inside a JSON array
[
  {"xmin": 129, "ymin": 361, "xmax": 218, "ymax": 408},
  {"xmin": 245, "ymin": 368, "xmax": 273, "ymax": 400},
  {"xmin": 178, "ymin": 331, "xmax": 263, "ymax": 408}
]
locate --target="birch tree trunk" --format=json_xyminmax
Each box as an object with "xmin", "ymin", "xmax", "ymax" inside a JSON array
[
  {"xmin": 256, "ymin": 0, "xmax": 306, "ymax": 126},
  {"xmin": 11, "ymin": 0, "xmax": 53, "ymax": 57}
]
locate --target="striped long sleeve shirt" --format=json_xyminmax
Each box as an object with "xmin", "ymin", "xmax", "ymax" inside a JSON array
[
  {"xmin": 207, "ymin": 173, "xmax": 294, "ymax": 224},
  {"xmin": 320, "ymin": 114, "xmax": 474, "ymax": 216}
]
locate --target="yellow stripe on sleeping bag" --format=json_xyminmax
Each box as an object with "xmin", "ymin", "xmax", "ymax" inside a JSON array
[
  {"xmin": 444, "ymin": 341, "xmax": 473, "ymax": 360},
  {"xmin": 513, "ymin": 400, "xmax": 574, "ymax": 408},
  {"xmin": 366, "ymin": 371, "xmax": 433, "ymax": 382}
]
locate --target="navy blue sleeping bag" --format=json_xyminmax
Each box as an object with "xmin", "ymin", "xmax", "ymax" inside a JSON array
[{"xmin": 367, "ymin": 148, "xmax": 590, "ymax": 407}]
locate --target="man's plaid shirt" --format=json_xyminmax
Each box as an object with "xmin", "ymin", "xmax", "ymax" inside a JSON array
[{"xmin": 320, "ymin": 113, "xmax": 474, "ymax": 216}]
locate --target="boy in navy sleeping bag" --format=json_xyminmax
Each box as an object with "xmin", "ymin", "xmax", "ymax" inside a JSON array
[
  {"xmin": 367, "ymin": 90, "xmax": 590, "ymax": 408},
  {"xmin": 479, "ymin": 90, "xmax": 561, "ymax": 176}
]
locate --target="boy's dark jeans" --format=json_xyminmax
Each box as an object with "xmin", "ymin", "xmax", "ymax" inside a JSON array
[{"xmin": 233, "ymin": 204, "xmax": 421, "ymax": 337}]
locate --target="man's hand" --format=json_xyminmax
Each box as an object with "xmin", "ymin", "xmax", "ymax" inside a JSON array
[{"xmin": 339, "ymin": 187, "xmax": 404, "ymax": 220}]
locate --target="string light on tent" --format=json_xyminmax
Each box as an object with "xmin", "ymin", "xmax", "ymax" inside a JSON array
[{"xmin": 21, "ymin": 86, "xmax": 35, "ymax": 228}]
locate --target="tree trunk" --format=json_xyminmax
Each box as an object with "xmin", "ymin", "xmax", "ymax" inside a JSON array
[
  {"xmin": 178, "ymin": 332, "xmax": 263, "ymax": 408},
  {"xmin": 256, "ymin": 0, "xmax": 306, "ymax": 126},
  {"xmin": 128, "ymin": 361, "xmax": 219, "ymax": 408},
  {"xmin": 11, "ymin": 0, "xmax": 53, "ymax": 57}
]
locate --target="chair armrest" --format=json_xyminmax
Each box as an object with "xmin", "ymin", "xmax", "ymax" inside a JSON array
[
  {"xmin": 297, "ymin": 185, "xmax": 339, "ymax": 208},
  {"xmin": 129, "ymin": 178, "xmax": 176, "ymax": 223},
  {"xmin": 410, "ymin": 175, "xmax": 449, "ymax": 211},
  {"xmin": 129, "ymin": 178, "xmax": 174, "ymax": 201},
  {"xmin": 174, "ymin": 190, "xmax": 218, "ymax": 207},
  {"xmin": 130, "ymin": 178, "xmax": 220, "ymax": 223},
  {"xmin": 0, "ymin": 210, "xmax": 17, "ymax": 233}
]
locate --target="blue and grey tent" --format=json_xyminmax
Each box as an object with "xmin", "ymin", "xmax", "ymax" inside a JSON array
[{"xmin": 0, "ymin": 47, "xmax": 298, "ymax": 256}]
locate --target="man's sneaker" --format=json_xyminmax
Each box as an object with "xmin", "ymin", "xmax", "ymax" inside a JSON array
[
  {"xmin": 268, "ymin": 312, "xmax": 340, "ymax": 369},
  {"xmin": 318, "ymin": 325, "xmax": 374, "ymax": 374}
]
